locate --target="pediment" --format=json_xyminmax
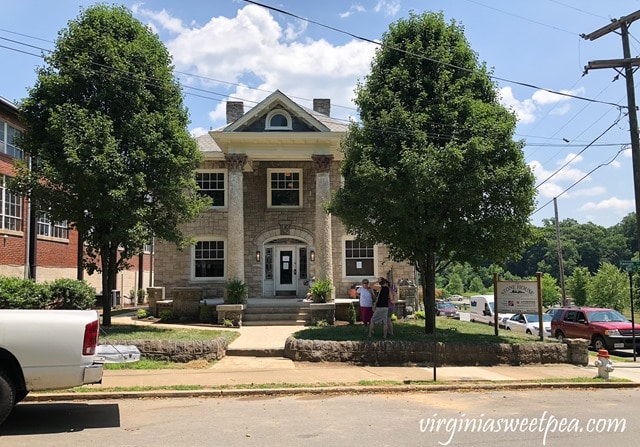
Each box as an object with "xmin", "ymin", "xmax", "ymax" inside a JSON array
[{"xmin": 224, "ymin": 90, "xmax": 331, "ymax": 133}]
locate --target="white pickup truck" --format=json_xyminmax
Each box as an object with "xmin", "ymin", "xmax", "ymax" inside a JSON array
[{"xmin": 0, "ymin": 309, "xmax": 104, "ymax": 425}]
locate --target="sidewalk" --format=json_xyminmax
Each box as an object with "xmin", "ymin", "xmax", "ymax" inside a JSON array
[{"xmin": 28, "ymin": 316, "xmax": 640, "ymax": 401}]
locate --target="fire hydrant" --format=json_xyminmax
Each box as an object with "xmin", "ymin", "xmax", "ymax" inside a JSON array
[{"xmin": 594, "ymin": 349, "xmax": 614, "ymax": 380}]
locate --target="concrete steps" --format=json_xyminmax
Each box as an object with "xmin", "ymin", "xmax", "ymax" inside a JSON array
[{"xmin": 242, "ymin": 300, "xmax": 311, "ymax": 326}]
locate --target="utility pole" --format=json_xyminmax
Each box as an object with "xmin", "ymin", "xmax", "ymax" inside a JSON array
[
  {"xmin": 554, "ymin": 198, "xmax": 567, "ymax": 306},
  {"xmin": 583, "ymin": 10, "xmax": 640, "ymax": 255}
]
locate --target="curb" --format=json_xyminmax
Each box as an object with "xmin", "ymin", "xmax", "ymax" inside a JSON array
[{"xmin": 25, "ymin": 380, "xmax": 640, "ymax": 402}]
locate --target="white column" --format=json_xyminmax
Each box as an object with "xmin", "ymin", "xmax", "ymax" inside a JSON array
[
  {"xmin": 225, "ymin": 154, "xmax": 247, "ymax": 282},
  {"xmin": 312, "ymin": 155, "xmax": 334, "ymax": 299}
]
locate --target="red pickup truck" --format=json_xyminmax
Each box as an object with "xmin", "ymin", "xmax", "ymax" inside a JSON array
[{"xmin": 550, "ymin": 306, "xmax": 640, "ymax": 353}]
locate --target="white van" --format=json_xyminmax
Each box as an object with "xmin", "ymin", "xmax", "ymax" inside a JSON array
[
  {"xmin": 469, "ymin": 295, "xmax": 495, "ymax": 325},
  {"xmin": 469, "ymin": 294, "xmax": 514, "ymax": 327}
]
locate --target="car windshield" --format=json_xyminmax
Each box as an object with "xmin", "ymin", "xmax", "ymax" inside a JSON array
[
  {"xmin": 524, "ymin": 314, "xmax": 552, "ymax": 323},
  {"xmin": 587, "ymin": 310, "xmax": 628, "ymax": 323},
  {"xmin": 438, "ymin": 303, "xmax": 456, "ymax": 309}
]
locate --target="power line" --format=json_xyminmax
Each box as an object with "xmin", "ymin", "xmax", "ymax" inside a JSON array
[
  {"xmin": 532, "ymin": 144, "xmax": 629, "ymax": 216},
  {"xmin": 243, "ymin": 0, "xmax": 627, "ymax": 110},
  {"xmin": 535, "ymin": 113, "xmax": 625, "ymax": 189}
]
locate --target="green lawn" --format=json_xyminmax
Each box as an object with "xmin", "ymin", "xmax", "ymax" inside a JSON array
[
  {"xmin": 100, "ymin": 324, "xmax": 240, "ymax": 344},
  {"xmin": 295, "ymin": 317, "xmax": 553, "ymax": 344}
]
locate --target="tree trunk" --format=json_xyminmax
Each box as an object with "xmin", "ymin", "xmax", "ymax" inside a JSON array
[
  {"xmin": 421, "ymin": 252, "xmax": 437, "ymax": 334},
  {"xmin": 100, "ymin": 244, "xmax": 118, "ymax": 326}
]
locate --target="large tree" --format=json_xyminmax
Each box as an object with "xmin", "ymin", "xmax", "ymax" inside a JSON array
[
  {"xmin": 330, "ymin": 12, "xmax": 535, "ymax": 334},
  {"xmin": 13, "ymin": 5, "xmax": 209, "ymax": 325}
]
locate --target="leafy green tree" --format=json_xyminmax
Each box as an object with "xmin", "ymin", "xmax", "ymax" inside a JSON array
[
  {"xmin": 13, "ymin": 5, "xmax": 209, "ymax": 325},
  {"xmin": 587, "ymin": 263, "xmax": 628, "ymax": 311},
  {"xmin": 566, "ymin": 266, "xmax": 590, "ymax": 306},
  {"xmin": 330, "ymin": 12, "xmax": 536, "ymax": 334},
  {"xmin": 468, "ymin": 276, "xmax": 485, "ymax": 293},
  {"xmin": 612, "ymin": 212, "xmax": 638, "ymax": 256},
  {"xmin": 445, "ymin": 273, "xmax": 464, "ymax": 296},
  {"xmin": 540, "ymin": 273, "xmax": 561, "ymax": 308}
]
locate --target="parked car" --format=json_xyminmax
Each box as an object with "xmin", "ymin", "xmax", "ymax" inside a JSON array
[
  {"xmin": 505, "ymin": 313, "xmax": 552, "ymax": 337},
  {"xmin": 436, "ymin": 301, "xmax": 460, "ymax": 319},
  {"xmin": 550, "ymin": 307, "xmax": 640, "ymax": 352}
]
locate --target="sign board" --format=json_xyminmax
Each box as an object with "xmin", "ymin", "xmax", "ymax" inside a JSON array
[
  {"xmin": 620, "ymin": 260, "xmax": 640, "ymax": 272},
  {"xmin": 495, "ymin": 280, "xmax": 539, "ymax": 313}
]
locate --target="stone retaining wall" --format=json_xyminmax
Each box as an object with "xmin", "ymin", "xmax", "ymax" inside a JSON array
[
  {"xmin": 284, "ymin": 338, "xmax": 589, "ymax": 366},
  {"xmin": 100, "ymin": 338, "xmax": 228, "ymax": 363}
]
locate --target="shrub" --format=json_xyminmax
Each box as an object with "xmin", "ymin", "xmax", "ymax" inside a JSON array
[
  {"xmin": 414, "ymin": 310, "xmax": 425, "ymax": 320},
  {"xmin": 0, "ymin": 276, "xmax": 48, "ymax": 309},
  {"xmin": 310, "ymin": 278, "xmax": 333, "ymax": 303},
  {"xmin": 137, "ymin": 289, "xmax": 146, "ymax": 304},
  {"xmin": 199, "ymin": 303, "xmax": 214, "ymax": 323},
  {"xmin": 347, "ymin": 302, "xmax": 357, "ymax": 325},
  {"xmin": 47, "ymin": 278, "xmax": 96, "ymax": 309},
  {"xmin": 137, "ymin": 308, "xmax": 148, "ymax": 319},
  {"xmin": 159, "ymin": 310, "xmax": 176, "ymax": 322},
  {"xmin": 225, "ymin": 279, "xmax": 247, "ymax": 304},
  {"xmin": 223, "ymin": 319, "xmax": 233, "ymax": 327}
]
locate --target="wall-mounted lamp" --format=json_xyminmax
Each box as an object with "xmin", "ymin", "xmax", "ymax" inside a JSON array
[
  {"xmin": 310, "ymin": 250, "xmax": 315, "ymax": 262},
  {"xmin": 256, "ymin": 250, "xmax": 261, "ymax": 262},
  {"xmin": 3, "ymin": 234, "xmax": 8, "ymax": 246}
]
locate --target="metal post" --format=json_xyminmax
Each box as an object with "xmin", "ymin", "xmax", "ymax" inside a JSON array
[{"xmin": 631, "ymin": 270, "xmax": 637, "ymax": 362}]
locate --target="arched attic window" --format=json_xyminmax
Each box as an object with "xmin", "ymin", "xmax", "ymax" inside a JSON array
[{"xmin": 265, "ymin": 109, "xmax": 292, "ymax": 130}]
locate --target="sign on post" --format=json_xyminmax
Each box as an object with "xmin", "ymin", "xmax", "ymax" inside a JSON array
[
  {"xmin": 620, "ymin": 260, "xmax": 640, "ymax": 272},
  {"xmin": 495, "ymin": 281, "xmax": 539, "ymax": 314}
]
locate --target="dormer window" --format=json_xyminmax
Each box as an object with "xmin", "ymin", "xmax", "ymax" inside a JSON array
[{"xmin": 265, "ymin": 109, "xmax": 292, "ymax": 131}]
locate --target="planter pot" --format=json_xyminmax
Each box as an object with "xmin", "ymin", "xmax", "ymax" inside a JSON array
[
  {"xmin": 216, "ymin": 304, "xmax": 246, "ymax": 327},
  {"xmin": 310, "ymin": 302, "xmax": 336, "ymax": 325}
]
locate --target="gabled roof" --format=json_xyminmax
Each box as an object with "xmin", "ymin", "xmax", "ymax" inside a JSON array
[{"xmin": 223, "ymin": 90, "xmax": 344, "ymax": 133}]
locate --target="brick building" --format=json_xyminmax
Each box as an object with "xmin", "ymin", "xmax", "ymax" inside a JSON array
[
  {"xmin": 154, "ymin": 90, "xmax": 415, "ymax": 301},
  {"xmin": 0, "ymin": 95, "xmax": 152, "ymax": 300}
]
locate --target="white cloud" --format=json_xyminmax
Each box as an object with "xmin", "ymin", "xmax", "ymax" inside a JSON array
[
  {"xmin": 190, "ymin": 127, "xmax": 208, "ymax": 137},
  {"xmin": 132, "ymin": 5, "xmax": 187, "ymax": 34},
  {"xmin": 140, "ymin": 4, "xmax": 375, "ymax": 129},
  {"xmin": 498, "ymin": 86, "xmax": 585, "ymax": 124},
  {"xmin": 374, "ymin": 0, "xmax": 401, "ymax": 17},
  {"xmin": 340, "ymin": 4, "xmax": 366, "ymax": 19},
  {"xmin": 580, "ymin": 197, "xmax": 635, "ymax": 212},
  {"xmin": 499, "ymin": 86, "xmax": 536, "ymax": 124}
]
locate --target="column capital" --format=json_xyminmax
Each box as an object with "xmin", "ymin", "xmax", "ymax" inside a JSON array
[
  {"xmin": 312, "ymin": 154, "xmax": 334, "ymax": 173},
  {"xmin": 225, "ymin": 154, "xmax": 248, "ymax": 172}
]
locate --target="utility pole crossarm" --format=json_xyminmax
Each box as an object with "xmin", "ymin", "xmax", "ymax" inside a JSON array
[
  {"xmin": 585, "ymin": 58, "xmax": 640, "ymax": 72},
  {"xmin": 581, "ymin": 10, "xmax": 640, "ymax": 41}
]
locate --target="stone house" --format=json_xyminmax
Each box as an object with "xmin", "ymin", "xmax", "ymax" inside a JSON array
[{"xmin": 154, "ymin": 90, "xmax": 415, "ymax": 301}]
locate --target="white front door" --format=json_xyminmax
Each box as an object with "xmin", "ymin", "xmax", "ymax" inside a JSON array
[{"xmin": 275, "ymin": 246, "xmax": 297, "ymax": 294}]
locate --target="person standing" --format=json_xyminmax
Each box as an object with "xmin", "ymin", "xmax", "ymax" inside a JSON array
[
  {"xmin": 369, "ymin": 277, "xmax": 390, "ymax": 339},
  {"xmin": 358, "ymin": 279, "xmax": 374, "ymax": 326}
]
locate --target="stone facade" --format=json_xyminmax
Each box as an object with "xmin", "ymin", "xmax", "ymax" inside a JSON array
[
  {"xmin": 99, "ymin": 338, "xmax": 227, "ymax": 363},
  {"xmin": 154, "ymin": 90, "xmax": 416, "ymax": 309},
  {"xmin": 284, "ymin": 338, "xmax": 590, "ymax": 366}
]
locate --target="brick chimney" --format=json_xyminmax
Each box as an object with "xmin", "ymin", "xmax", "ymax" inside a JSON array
[
  {"xmin": 313, "ymin": 98, "xmax": 330, "ymax": 116},
  {"xmin": 226, "ymin": 101, "xmax": 244, "ymax": 124}
]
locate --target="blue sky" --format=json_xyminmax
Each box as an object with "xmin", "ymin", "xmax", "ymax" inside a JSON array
[{"xmin": 2, "ymin": 0, "xmax": 640, "ymax": 228}]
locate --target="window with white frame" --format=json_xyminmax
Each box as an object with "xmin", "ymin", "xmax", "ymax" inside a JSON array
[
  {"xmin": 268, "ymin": 169, "xmax": 302, "ymax": 208},
  {"xmin": 0, "ymin": 175, "xmax": 22, "ymax": 231},
  {"xmin": 194, "ymin": 240, "xmax": 225, "ymax": 278},
  {"xmin": 36, "ymin": 212, "xmax": 69, "ymax": 239},
  {"xmin": 344, "ymin": 240, "xmax": 375, "ymax": 277},
  {"xmin": 196, "ymin": 170, "xmax": 226, "ymax": 207},
  {"xmin": 265, "ymin": 109, "xmax": 292, "ymax": 130},
  {"xmin": 0, "ymin": 120, "xmax": 24, "ymax": 159}
]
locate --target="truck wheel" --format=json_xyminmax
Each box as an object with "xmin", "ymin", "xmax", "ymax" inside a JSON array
[
  {"xmin": 555, "ymin": 331, "xmax": 565, "ymax": 343},
  {"xmin": 0, "ymin": 370, "xmax": 16, "ymax": 426}
]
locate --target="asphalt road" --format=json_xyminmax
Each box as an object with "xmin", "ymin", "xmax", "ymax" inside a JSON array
[{"xmin": 1, "ymin": 388, "xmax": 637, "ymax": 446}]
